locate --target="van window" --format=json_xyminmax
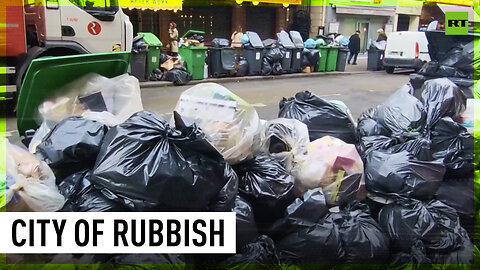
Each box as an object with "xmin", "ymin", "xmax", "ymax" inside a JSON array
[{"xmin": 68, "ymin": 0, "xmax": 118, "ymax": 12}]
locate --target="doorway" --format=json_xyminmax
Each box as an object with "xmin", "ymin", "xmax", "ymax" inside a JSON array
[{"xmin": 355, "ymin": 21, "xmax": 369, "ymax": 53}]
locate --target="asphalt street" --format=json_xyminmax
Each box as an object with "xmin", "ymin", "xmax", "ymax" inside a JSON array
[
  {"xmin": 5, "ymin": 70, "xmax": 411, "ymax": 132},
  {"xmin": 140, "ymin": 71, "xmax": 411, "ymax": 121}
]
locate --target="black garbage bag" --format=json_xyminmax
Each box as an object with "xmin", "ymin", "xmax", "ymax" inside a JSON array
[
  {"xmin": 357, "ymin": 108, "xmax": 390, "ymax": 137},
  {"xmin": 359, "ymin": 135, "xmax": 397, "ymax": 156},
  {"xmin": 378, "ymin": 198, "xmax": 473, "ymax": 263},
  {"xmin": 212, "ymin": 38, "xmax": 230, "ymax": 48},
  {"xmin": 261, "ymin": 58, "xmax": 273, "ymax": 76},
  {"xmin": 375, "ymin": 84, "xmax": 426, "ymax": 135},
  {"xmin": 272, "ymin": 62, "xmax": 282, "ymax": 75},
  {"xmin": 420, "ymin": 78, "xmax": 466, "ymax": 129},
  {"xmin": 264, "ymin": 47, "xmax": 285, "ymax": 63},
  {"xmin": 388, "ymin": 136, "xmax": 433, "ymax": 161},
  {"xmin": 37, "ymin": 116, "xmax": 108, "ymax": 182},
  {"xmin": 219, "ymin": 235, "xmax": 281, "ymax": 268},
  {"xmin": 208, "ymin": 167, "xmax": 239, "ymax": 212},
  {"xmin": 429, "ymin": 237, "xmax": 475, "ymax": 264},
  {"xmin": 58, "ymin": 170, "xmax": 127, "ymax": 212},
  {"xmin": 301, "ymin": 48, "xmax": 319, "ymax": 67},
  {"xmin": 364, "ymin": 151, "xmax": 445, "ymax": 201},
  {"xmin": 262, "ymin": 48, "xmax": 285, "ymax": 75},
  {"xmin": 390, "ymin": 240, "xmax": 432, "ymax": 264},
  {"xmin": 91, "ymin": 111, "xmax": 237, "ymax": 211},
  {"xmin": 273, "ymin": 189, "xmax": 343, "ymax": 264},
  {"xmin": 435, "ymin": 177, "xmax": 474, "ymax": 239},
  {"xmin": 160, "ymin": 53, "xmax": 169, "ymax": 64},
  {"xmin": 441, "ymin": 40, "xmax": 474, "ymax": 73},
  {"xmin": 233, "ymin": 155, "xmax": 296, "ymax": 230},
  {"xmin": 235, "ymin": 57, "xmax": 248, "ymax": 77},
  {"xmin": 165, "ymin": 67, "xmax": 192, "ymax": 86},
  {"xmin": 419, "ymin": 61, "xmax": 440, "ymax": 77},
  {"xmin": 233, "ymin": 196, "xmax": 258, "ymax": 249},
  {"xmin": 149, "ymin": 68, "xmax": 164, "ymax": 81},
  {"xmin": 279, "ymin": 91, "xmax": 357, "ymax": 143},
  {"xmin": 274, "ymin": 190, "xmax": 389, "ymax": 264},
  {"xmin": 333, "ymin": 203, "xmax": 390, "ymax": 264},
  {"xmin": 430, "ymin": 117, "xmax": 474, "ymax": 178}
]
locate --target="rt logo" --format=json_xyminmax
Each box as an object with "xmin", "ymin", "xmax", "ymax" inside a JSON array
[{"xmin": 445, "ymin": 12, "xmax": 468, "ymax": 35}]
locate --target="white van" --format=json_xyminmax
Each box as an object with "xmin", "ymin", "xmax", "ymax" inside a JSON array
[{"xmin": 383, "ymin": 31, "xmax": 430, "ymax": 73}]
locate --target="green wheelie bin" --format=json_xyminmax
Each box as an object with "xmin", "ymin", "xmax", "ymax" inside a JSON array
[
  {"xmin": 179, "ymin": 30, "xmax": 208, "ymax": 80},
  {"xmin": 316, "ymin": 46, "xmax": 329, "ymax": 72},
  {"xmin": 137, "ymin": 32, "xmax": 163, "ymax": 75},
  {"xmin": 326, "ymin": 46, "xmax": 339, "ymax": 72},
  {"xmin": 17, "ymin": 52, "xmax": 131, "ymax": 134}
]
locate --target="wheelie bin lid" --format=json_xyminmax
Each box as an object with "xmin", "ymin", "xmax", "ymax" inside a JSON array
[
  {"xmin": 17, "ymin": 51, "xmax": 131, "ymax": 135},
  {"xmin": 289, "ymin": 31, "xmax": 304, "ymax": 49},
  {"xmin": 182, "ymin": 30, "xmax": 206, "ymax": 38},
  {"xmin": 277, "ymin": 31, "xmax": 295, "ymax": 49},
  {"xmin": 137, "ymin": 32, "xmax": 163, "ymax": 47},
  {"xmin": 245, "ymin": 31, "xmax": 264, "ymax": 49}
]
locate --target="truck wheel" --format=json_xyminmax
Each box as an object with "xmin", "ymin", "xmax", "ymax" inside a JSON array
[
  {"xmin": 16, "ymin": 47, "xmax": 82, "ymax": 96},
  {"xmin": 385, "ymin": 66, "xmax": 395, "ymax": 74}
]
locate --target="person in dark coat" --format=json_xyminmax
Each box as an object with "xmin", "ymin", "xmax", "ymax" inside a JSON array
[{"xmin": 348, "ymin": 30, "xmax": 361, "ymax": 65}]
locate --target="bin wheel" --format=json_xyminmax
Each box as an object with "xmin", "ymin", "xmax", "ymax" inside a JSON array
[{"xmin": 385, "ymin": 66, "xmax": 395, "ymax": 74}]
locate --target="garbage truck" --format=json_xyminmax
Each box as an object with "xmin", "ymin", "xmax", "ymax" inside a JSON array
[{"xmin": 1, "ymin": 0, "xmax": 133, "ymax": 101}]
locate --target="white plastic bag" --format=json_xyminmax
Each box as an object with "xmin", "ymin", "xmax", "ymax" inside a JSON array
[
  {"xmin": 5, "ymin": 140, "xmax": 65, "ymax": 212},
  {"xmin": 260, "ymin": 118, "xmax": 309, "ymax": 171},
  {"xmin": 37, "ymin": 73, "xmax": 143, "ymax": 127},
  {"xmin": 294, "ymin": 136, "xmax": 364, "ymax": 193},
  {"xmin": 173, "ymin": 83, "xmax": 261, "ymax": 164}
]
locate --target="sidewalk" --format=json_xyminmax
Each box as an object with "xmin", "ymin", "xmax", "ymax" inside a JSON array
[
  {"xmin": 345, "ymin": 55, "xmax": 368, "ymax": 72},
  {"xmin": 140, "ymin": 56, "xmax": 374, "ymax": 89}
]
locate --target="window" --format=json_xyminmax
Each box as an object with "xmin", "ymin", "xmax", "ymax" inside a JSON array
[
  {"xmin": 68, "ymin": 0, "xmax": 119, "ymax": 13},
  {"xmin": 68, "ymin": 0, "xmax": 119, "ymax": 21}
]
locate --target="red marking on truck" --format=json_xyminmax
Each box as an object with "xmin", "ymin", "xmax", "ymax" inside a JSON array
[
  {"xmin": 67, "ymin": 18, "xmax": 78, "ymax": 22},
  {"xmin": 87, "ymin": 21, "xmax": 101, "ymax": 35}
]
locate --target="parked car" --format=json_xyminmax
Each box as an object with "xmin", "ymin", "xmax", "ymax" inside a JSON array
[{"xmin": 383, "ymin": 31, "xmax": 430, "ymax": 73}]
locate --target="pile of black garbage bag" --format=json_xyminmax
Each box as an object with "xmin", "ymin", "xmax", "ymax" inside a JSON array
[
  {"xmin": 410, "ymin": 30, "xmax": 475, "ymax": 98},
  {"xmin": 357, "ymin": 77, "xmax": 475, "ymax": 263},
  {"xmin": 28, "ymin": 77, "xmax": 475, "ymax": 266}
]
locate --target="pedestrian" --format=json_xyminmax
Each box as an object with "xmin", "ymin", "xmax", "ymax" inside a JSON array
[
  {"xmin": 376, "ymin": 28, "xmax": 387, "ymax": 42},
  {"xmin": 348, "ymin": 30, "xmax": 361, "ymax": 65},
  {"xmin": 168, "ymin": 22, "xmax": 179, "ymax": 56},
  {"xmin": 231, "ymin": 25, "xmax": 243, "ymax": 55}
]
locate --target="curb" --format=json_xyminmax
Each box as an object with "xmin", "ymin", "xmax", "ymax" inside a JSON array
[{"xmin": 139, "ymin": 70, "xmax": 378, "ymax": 88}]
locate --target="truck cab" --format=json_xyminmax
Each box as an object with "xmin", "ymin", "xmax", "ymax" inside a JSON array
[{"xmin": 1, "ymin": 0, "xmax": 133, "ymax": 101}]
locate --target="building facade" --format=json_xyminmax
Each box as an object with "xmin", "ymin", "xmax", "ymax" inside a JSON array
[{"xmin": 122, "ymin": 0, "xmax": 301, "ymax": 50}]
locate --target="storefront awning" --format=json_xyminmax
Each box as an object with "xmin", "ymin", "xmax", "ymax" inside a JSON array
[
  {"xmin": 437, "ymin": 4, "xmax": 479, "ymax": 22},
  {"xmin": 120, "ymin": 0, "xmax": 182, "ymax": 11},
  {"xmin": 335, "ymin": 6, "xmax": 396, "ymax": 17},
  {"xmin": 233, "ymin": 0, "xmax": 301, "ymax": 6}
]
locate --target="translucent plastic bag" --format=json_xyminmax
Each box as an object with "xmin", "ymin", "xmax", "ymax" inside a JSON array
[
  {"xmin": 294, "ymin": 136, "xmax": 364, "ymax": 206},
  {"xmin": 260, "ymin": 118, "xmax": 309, "ymax": 172},
  {"xmin": 5, "ymin": 140, "xmax": 65, "ymax": 212},
  {"xmin": 37, "ymin": 73, "xmax": 143, "ymax": 127},
  {"xmin": 173, "ymin": 83, "xmax": 261, "ymax": 164}
]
